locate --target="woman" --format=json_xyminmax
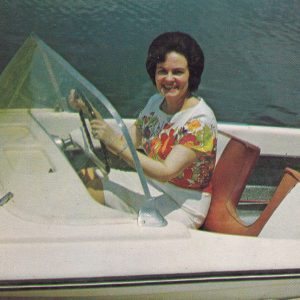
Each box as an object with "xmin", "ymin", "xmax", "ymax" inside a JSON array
[{"xmin": 70, "ymin": 32, "xmax": 217, "ymax": 229}]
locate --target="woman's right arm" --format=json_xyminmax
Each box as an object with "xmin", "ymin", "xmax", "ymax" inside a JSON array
[
  {"xmin": 100, "ymin": 122, "xmax": 142, "ymax": 156},
  {"xmin": 128, "ymin": 123, "xmax": 142, "ymax": 149}
]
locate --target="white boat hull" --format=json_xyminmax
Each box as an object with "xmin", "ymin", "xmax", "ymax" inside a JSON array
[{"xmin": 1, "ymin": 109, "xmax": 300, "ymax": 299}]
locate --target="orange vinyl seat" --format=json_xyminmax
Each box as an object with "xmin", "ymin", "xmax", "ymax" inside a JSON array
[{"xmin": 201, "ymin": 132, "xmax": 300, "ymax": 236}]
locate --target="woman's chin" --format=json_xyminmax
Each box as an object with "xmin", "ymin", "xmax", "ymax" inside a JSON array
[{"xmin": 163, "ymin": 90, "xmax": 179, "ymax": 98}]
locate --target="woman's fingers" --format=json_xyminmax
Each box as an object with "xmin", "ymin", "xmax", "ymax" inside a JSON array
[
  {"xmin": 68, "ymin": 89, "xmax": 87, "ymax": 111},
  {"xmin": 90, "ymin": 119, "xmax": 102, "ymax": 127},
  {"xmin": 90, "ymin": 119, "xmax": 105, "ymax": 139},
  {"xmin": 90, "ymin": 119, "xmax": 114, "ymax": 145},
  {"xmin": 68, "ymin": 89, "xmax": 103, "ymax": 120}
]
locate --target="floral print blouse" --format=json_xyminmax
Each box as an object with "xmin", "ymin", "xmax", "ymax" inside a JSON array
[{"xmin": 135, "ymin": 94, "xmax": 217, "ymax": 191}]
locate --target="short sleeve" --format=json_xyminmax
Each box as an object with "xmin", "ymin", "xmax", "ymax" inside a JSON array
[{"xmin": 178, "ymin": 117, "xmax": 215, "ymax": 154}]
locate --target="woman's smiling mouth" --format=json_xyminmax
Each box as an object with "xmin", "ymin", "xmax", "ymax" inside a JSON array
[{"xmin": 161, "ymin": 84, "xmax": 177, "ymax": 93}]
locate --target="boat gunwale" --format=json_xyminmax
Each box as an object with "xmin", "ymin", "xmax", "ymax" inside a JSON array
[{"xmin": 1, "ymin": 267, "xmax": 300, "ymax": 292}]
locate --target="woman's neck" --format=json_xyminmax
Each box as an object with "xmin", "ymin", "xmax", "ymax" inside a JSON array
[{"xmin": 161, "ymin": 93, "xmax": 199, "ymax": 115}]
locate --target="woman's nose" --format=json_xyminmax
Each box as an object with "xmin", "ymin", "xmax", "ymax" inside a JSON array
[{"xmin": 165, "ymin": 72, "xmax": 174, "ymax": 81}]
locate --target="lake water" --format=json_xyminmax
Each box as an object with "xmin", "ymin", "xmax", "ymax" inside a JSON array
[{"xmin": 0, "ymin": 0, "xmax": 300, "ymax": 126}]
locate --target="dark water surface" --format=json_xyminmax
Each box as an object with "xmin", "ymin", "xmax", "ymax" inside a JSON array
[{"xmin": 0, "ymin": 0, "xmax": 300, "ymax": 126}]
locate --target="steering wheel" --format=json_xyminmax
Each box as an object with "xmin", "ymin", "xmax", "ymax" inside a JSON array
[{"xmin": 74, "ymin": 90, "xmax": 110, "ymax": 175}]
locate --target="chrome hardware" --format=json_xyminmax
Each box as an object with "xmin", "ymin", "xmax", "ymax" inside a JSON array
[{"xmin": 51, "ymin": 135, "xmax": 73, "ymax": 150}]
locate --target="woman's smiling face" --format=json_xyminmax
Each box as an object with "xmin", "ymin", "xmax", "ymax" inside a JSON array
[{"xmin": 155, "ymin": 51, "xmax": 190, "ymax": 103}]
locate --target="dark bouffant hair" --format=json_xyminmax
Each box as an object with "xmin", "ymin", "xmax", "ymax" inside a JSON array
[{"xmin": 146, "ymin": 32, "xmax": 204, "ymax": 92}]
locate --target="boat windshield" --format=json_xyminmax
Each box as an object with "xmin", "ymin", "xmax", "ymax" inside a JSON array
[{"xmin": 0, "ymin": 34, "xmax": 166, "ymax": 226}]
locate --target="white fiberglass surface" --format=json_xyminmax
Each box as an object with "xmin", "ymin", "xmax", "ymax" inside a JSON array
[
  {"xmin": 260, "ymin": 183, "xmax": 300, "ymax": 239},
  {"xmin": 4, "ymin": 147, "xmax": 53, "ymax": 174},
  {"xmin": 0, "ymin": 110, "xmax": 132, "ymax": 226},
  {"xmin": 219, "ymin": 123, "xmax": 300, "ymax": 156}
]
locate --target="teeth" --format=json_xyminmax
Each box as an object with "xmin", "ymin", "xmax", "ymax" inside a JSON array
[{"xmin": 164, "ymin": 85, "xmax": 176, "ymax": 90}]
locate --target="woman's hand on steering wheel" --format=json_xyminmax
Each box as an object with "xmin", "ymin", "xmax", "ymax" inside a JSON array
[
  {"xmin": 68, "ymin": 89, "xmax": 102, "ymax": 120},
  {"xmin": 68, "ymin": 89, "xmax": 88, "ymax": 113},
  {"xmin": 90, "ymin": 119, "xmax": 116, "ymax": 148}
]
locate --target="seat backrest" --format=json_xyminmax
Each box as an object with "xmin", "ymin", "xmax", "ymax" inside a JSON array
[{"xmin": 202, "ymin": 132, "xmax": 260, "ymax": 231}]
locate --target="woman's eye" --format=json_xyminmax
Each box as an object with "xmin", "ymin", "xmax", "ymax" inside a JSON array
[
  {"xmin": 157, "ymin": 69, "xmax": 167, "ymax": 75},
  {"xmin": 173, "ymin": 70, "xmax": 184, "ymax": 75}
]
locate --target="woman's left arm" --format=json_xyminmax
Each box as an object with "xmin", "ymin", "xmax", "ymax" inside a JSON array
[
  {"xmin": 90, "ymin": 118, "xmax": 196, "ymax": 181},
  {"xmin": 139, "ymin": 144, "xmax": 197, "ymax": 181},
  {"xmin": 115, "ymin": 141, "xmax": 196, "ymax": 182}
]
